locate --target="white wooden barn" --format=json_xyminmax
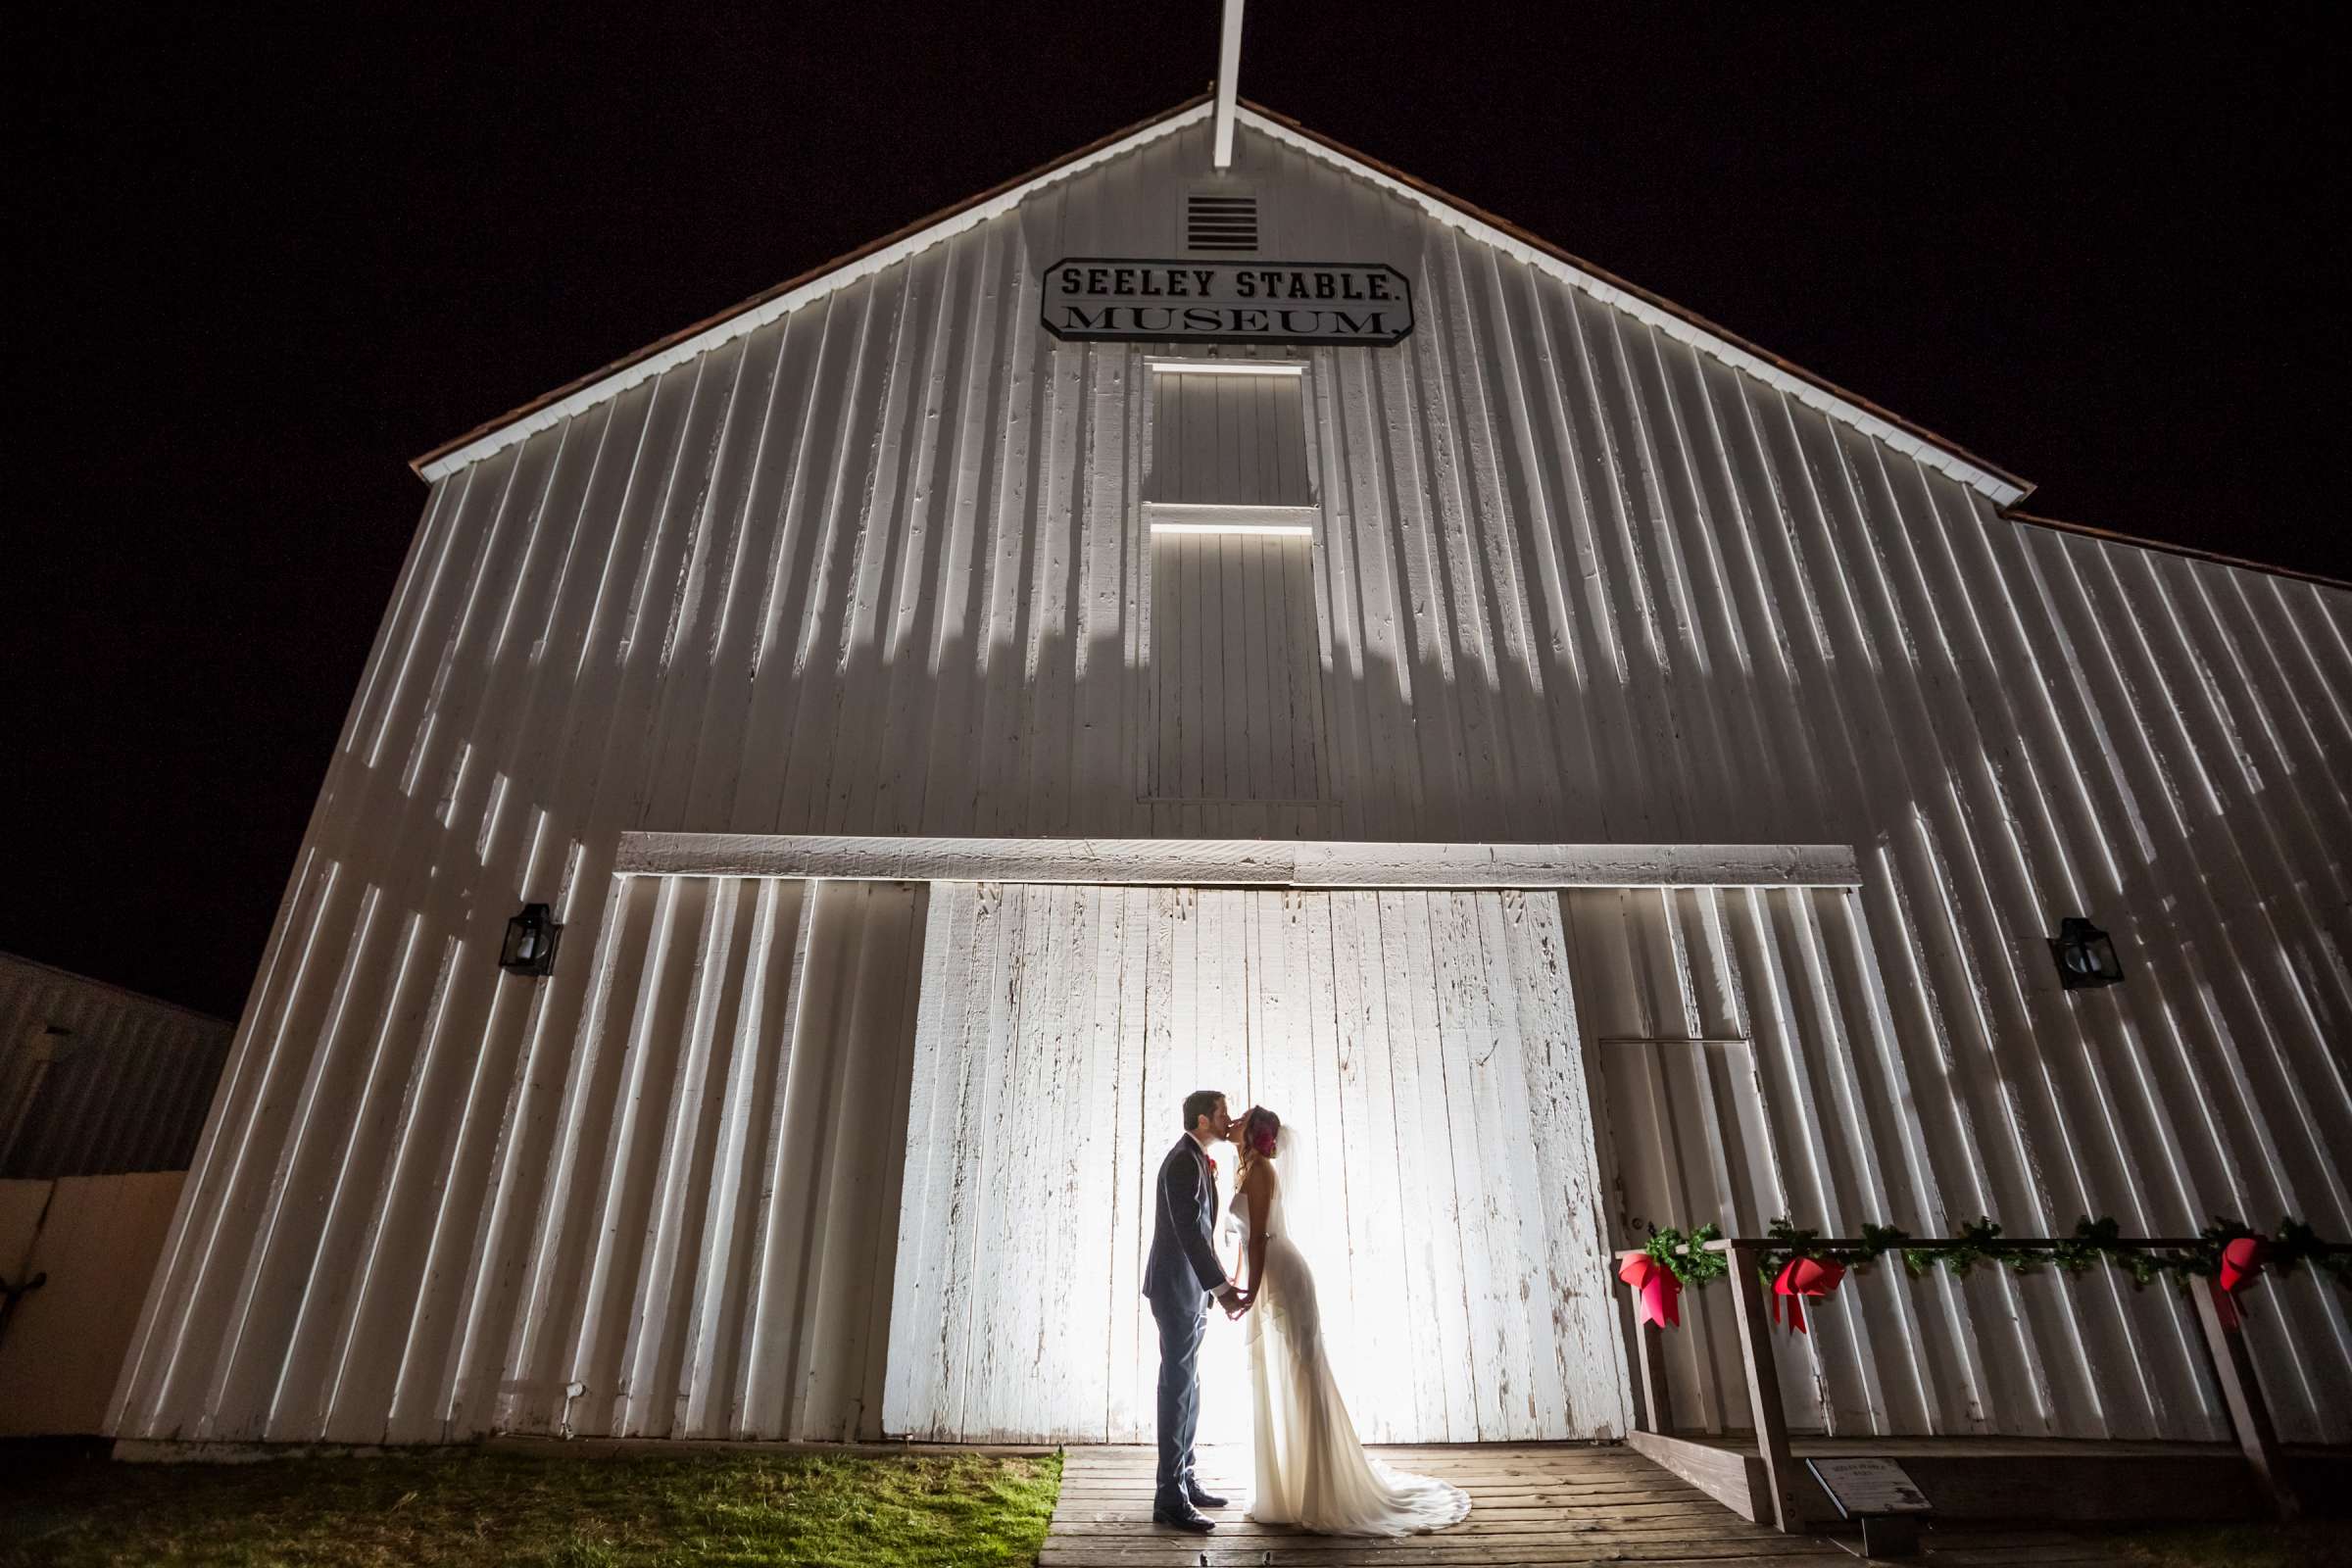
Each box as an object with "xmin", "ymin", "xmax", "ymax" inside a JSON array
[{"xmin": 106, "ymin": 90, "xmax": 2351, "ymax": 1457}]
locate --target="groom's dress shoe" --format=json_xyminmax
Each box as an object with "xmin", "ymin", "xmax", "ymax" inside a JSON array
[
  {"xmin": 1185, "ymin": 1482, "xmax": 1229, "ymax": 1508},
  {"xmin": 1152, "ymin": 1504, "xmax": 1216, "ymax": 1534}
]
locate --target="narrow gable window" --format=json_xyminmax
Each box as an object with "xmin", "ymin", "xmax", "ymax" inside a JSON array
[
  {"xmin": 1146, "ymin": 362, "xmax": 1310, "ymax": 510},
  {"xmin": 1143, "ymin": 361, "xmax": 1329, "ymax": 807}
]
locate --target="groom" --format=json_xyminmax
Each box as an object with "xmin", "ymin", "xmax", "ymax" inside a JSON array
[{"xmin": 1141, "ymin": 1088, "xmax": 1250, "ymax": 1533}]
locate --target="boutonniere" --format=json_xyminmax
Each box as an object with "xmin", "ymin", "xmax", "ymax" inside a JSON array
[{"xmin": 1206, "ymin": 1155, "xmax": 1218, "ymax": 1176}]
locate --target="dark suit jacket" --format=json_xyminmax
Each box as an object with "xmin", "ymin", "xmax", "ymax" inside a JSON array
[{"xmin": 1141, "ymin": 1134, "xmax": 1229, "ymax": 1316}]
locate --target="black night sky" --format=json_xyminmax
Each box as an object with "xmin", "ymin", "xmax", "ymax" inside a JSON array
[{"xmin": 8, "ymin": 5, "xmax": 2343, "ymax": 1019}]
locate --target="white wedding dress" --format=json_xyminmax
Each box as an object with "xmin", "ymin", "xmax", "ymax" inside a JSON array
[{"xmin": 1226, "ymin": 1144, "xmax": 1470, "ymax": 1536}]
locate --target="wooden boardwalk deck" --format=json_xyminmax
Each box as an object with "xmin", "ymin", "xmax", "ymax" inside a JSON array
[{"xmin": 1041, "ymin": 1444, "xmax": 2125, "ymax": 1566}]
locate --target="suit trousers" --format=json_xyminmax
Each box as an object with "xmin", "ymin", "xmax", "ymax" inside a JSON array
[{"xmin": 1151, "ymin": 1296, "xmax": 1208, "ymax": 1510}]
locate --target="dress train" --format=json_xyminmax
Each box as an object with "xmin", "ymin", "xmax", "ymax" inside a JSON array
[{"xmin": 1232, "ymin": 1170, "xmax": 1469, "ymax": 1536}]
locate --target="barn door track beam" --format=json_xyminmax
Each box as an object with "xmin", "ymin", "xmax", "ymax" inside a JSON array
[{"xmin": 614, "ymin": 833, "xmax": 1859, "ymax": 889}]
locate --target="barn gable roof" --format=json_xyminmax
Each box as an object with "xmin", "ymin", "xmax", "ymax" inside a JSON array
[{"xmin": 415, "ymin": 95, "xmax": 2032, "ymax": 505}]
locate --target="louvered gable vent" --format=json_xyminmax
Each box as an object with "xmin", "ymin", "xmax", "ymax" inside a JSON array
[{"xmin": 1185, "ymin": 186, "xmax": 1258, "ymax": 253}]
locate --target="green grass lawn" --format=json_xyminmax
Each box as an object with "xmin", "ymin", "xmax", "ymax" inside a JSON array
[
  {"xmin": 2111, "ymin": 1519, "xmax": 2352, "ymax": 1568},
  {"xmin": 0, "ymin": 1441, "xmax": 1062, "ymax": 1568}
]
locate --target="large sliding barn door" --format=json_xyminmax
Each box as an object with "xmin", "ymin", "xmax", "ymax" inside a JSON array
[{"xmin": 883, "ymin": 884, "xmax": 1626, "ymax": 1444}]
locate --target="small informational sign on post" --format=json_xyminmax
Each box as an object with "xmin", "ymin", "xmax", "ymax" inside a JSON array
[
  {"xmin": 1806, "ymin": 1457, "xmax": 1933, "ymax": 1516},
  {"xmin": 1041, "ymin": 258, "xmax": 1414, "ymax": 346},
  {"xmin": 1808, "ymin": 1458, "xmax": 1931, "ymax": 1559}
]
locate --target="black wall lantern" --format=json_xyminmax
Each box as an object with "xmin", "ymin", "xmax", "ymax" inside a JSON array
[
  {"xmin": 501, "ymin": 903, "xmax": 562, "ymax": 977},
  {"xmin": 2049, "ymin": 916, "xmax": 2124, "ymax": 990}
]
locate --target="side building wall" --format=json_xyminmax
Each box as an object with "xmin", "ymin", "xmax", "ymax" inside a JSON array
[
  {"xmin": 110, "ymin": 119, "xmax": 2352, "ymax": 1446},
  {"xmin": 0, "ymin": 952, "xmax": 231, "ymax": 1180}
]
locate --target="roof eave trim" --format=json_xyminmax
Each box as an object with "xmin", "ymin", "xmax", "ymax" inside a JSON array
[
  {"xmin": 415, "ymin": 97, "xmax": 1215, "ymax": 482},
  {"xmin": 1232, "ymin": 106, "xmax": 2031, "ymax": 508},
  {"xmin": 0, "ymin": 949, "xmax": 237, "ymax": 1030},
  {"xmin": 1999, "ymin": 508, "xmax": 2352, "ymax": 592}
]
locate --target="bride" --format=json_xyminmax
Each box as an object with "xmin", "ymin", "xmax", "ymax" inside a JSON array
[{"xmin": 1223, "ymin": 1103, "xmax": 1470, "ymax": 1536}]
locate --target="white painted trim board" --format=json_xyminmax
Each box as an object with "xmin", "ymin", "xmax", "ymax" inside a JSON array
[{"xmin": 615, "ymin": 833, "xmax": 1860, "ymax": 889}]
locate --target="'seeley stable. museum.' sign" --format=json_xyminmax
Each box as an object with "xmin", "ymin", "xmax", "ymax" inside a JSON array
[{"xmin": 1041, "ymin": 258, "xmax": 1414, "ymax": 346}]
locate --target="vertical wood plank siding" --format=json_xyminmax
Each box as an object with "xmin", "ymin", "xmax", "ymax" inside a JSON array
[
  {"xmin": 118, "ymin": 877, "xmax": 921, "ymax": 1444},
  {"xmin": 0, "ymin": 954, "xmax": 231, "ymax": 1180},
  {"xmin": 1147, "ymin": 533, "xmax": 1330, "ymax": 807},
  {"xmin": 112, "ymin": 119, "xmax": 2351, "ymax": 1445}
]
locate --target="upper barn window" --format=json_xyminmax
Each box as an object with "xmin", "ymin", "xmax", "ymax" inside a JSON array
[
  {"xmin": 1142, "ymin": 361, "xmax": 1330, "ymax": 807},
  {"xmin": 1145, "ymin": 360, "xmax": 1311, "ymax": 510}
]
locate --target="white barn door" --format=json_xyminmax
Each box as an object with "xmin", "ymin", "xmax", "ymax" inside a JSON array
[{"xmin": 883, "ymin": 883, "xmax": 1626, "ymax": 1444}]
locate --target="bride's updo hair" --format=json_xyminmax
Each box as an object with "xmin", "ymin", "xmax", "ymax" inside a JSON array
[{"xmin": 1240, "ymin": 1104, "xmax": 1281, "ymax": 1160}]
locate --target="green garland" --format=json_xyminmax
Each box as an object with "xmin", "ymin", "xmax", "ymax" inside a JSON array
[
  {"xmin": 1634, "ymin": 1214, "xmax": 2349, "ymax": 1295},
  {"xmin": 1637, "ymin": 1222, "xmax": 1728, "ymax": 1289}
]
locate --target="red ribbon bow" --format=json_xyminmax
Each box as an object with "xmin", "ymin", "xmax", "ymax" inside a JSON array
[
  {"xmin": 2212, "ymin": 1236, "xmax": 2264, "ymax": 1330},
  {"xmin": 1618, "ymin": 1253, "xmax": 1683, "ymax": 1330},
  {"xmin": 1772, "ymin": 1256, "xmax": 1846, "ymax": 1335}
]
